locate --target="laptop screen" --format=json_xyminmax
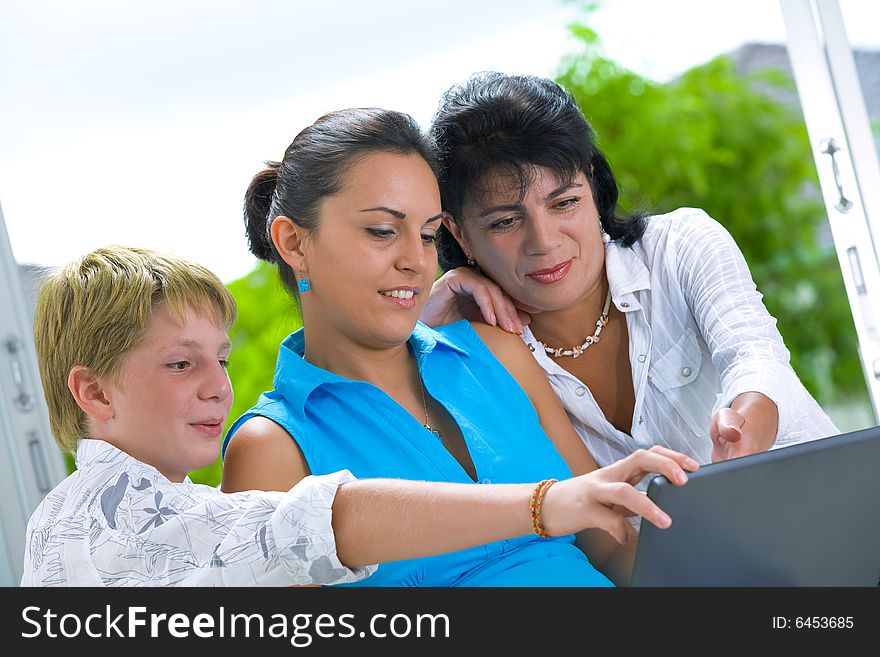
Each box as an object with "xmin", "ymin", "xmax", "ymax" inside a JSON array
[{"xmin": 631, "ymin": 426, "xmax": 880, "ymax": 586}]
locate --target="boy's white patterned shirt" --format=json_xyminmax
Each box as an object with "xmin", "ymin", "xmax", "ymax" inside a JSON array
[{"xmin": 21, "ymin": 439, "xmax": 376, "ymax": 586}]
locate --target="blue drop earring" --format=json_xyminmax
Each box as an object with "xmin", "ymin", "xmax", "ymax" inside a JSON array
[{"xmin": 298, "ymin": 276, "xmax": 310, "ymax": 293}]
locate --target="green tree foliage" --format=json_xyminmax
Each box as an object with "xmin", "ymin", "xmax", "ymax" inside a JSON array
[
  {"xmin": 188, "ymin": 261, "xmax": 301, "ymax": 486},
  {"xmin": 556, "ymin": 21, "xmax": 869, "ymax": 413}
]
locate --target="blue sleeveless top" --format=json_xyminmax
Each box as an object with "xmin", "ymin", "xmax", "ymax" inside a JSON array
[{"xmin": 223, "ymin": 320, "xmax": 612, "ymax": 587}]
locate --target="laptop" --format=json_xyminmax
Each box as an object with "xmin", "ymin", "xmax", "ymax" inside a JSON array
[{"xmin": 630, "ymin": 426, "xmax": 880, "ymax": 586}]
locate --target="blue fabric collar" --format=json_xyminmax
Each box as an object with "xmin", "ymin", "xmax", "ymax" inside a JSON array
[{"xmin": 273, "ymin": 321, "xmax": 470, "ymax": 417}]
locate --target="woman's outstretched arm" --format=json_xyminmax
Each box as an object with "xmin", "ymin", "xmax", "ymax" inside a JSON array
[
  {"xmin": 332, "ymin": 447, "xmax": 695, "ymax": 568},
  {"xmin": 221, "ymin": 414, "xmax": 695, "ymax": 572}
]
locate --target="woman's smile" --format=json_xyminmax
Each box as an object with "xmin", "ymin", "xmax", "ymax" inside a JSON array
[
  {"xmin": 526, "ymin": 259, "xmax": 573, "ymax": 285},
  {"xmin": 379, "ymin": 286, "xmax": 420, "ymax": 309}
]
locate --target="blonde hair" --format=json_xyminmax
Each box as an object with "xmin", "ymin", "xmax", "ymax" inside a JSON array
[{"xmin": 34, "ymin": 246, "xmax": 237, "ymax": 454}]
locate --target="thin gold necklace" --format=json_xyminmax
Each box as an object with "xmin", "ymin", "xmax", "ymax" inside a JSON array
[
  {"xmin": 418, "ymin": 376, "xmax": 443, "ymax": 440},
  {"xmin": 540, "ymin": 288, "xmax": 612, "ymax": 358}
]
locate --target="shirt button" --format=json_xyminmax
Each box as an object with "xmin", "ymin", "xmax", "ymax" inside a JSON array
[
  {"xmin": 575, "ymin": 386, "xmax": 587, "ymax": 396},
  {"xmin": 638, "ymin": 416, "xmax": 644, "ymax": 425},
  {"xmin": 481, "ymin": 477, "xmax": 492, "ymax": 484},
  {"xmin": 620, "ymin": 302, "xmax": 630, "ymax": 309},
  {"xmin": 637, "ymin": 354, "xmax": 646, "ymax": 363},
  {"xmin": 528, "ymin": 343, "xmax": 535, "ymax": 352},
  {"xmin": 681, "ymin": 366, "xmax": 692, "ymax": 377}
]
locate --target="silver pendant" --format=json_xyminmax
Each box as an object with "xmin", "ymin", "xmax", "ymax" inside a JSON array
[{"xmin": 424, "ymin": 424, "xmax": 443, "ymax": 440}]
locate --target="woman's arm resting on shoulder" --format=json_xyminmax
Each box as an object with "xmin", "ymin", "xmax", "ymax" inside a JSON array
[{"xmin": 421, "ymin": 267, "xmax": 529, "ymax": 333}]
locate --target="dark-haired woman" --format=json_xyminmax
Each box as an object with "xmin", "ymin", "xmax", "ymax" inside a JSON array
[
  {"xmin": 220, "ymin": 107, "xmax": 696, "ymax": 586},
  {"xmin": 422, "ymin": 72, "xmax": 838, "ymax": 470}
]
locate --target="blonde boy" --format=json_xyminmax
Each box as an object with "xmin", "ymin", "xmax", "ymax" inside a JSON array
[{"xmin": 23, "ymin": 246, "xmax": 379, "ymax": 586}]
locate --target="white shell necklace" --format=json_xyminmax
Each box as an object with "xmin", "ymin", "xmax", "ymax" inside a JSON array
[{"xmin": 540, "ymin": 288, "xmax": 612, "ymax": 359}]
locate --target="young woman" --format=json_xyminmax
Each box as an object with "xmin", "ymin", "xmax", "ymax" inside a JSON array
[
  {"xmin": 422, "ymin": 72, "xmax": 838, "ymax": 468},
  {"xmin": 220, "ymin": 108, "xmax": 696, "ymax": 586}
]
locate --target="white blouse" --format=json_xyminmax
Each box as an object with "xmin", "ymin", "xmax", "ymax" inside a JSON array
[
  {"xmin": 522, "ymin": 208, "xmax": 839, "ymax": 471},
  {"xmin": 21, "ymin": 439, "xmax": 376, "ymax": 586}
]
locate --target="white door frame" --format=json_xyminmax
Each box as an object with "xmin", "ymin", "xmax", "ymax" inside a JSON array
[
  {"xmin": 781, "ymin": 0, "xmax": 880, "ymax": 420},
  {"xmin": 0, "ymin": 202, "xmax": 68, "ymax": 586}
]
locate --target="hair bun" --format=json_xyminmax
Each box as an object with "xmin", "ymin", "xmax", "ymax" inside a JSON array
[{"xmin": 244, "ymin": 161, "xmax": 281, "ymax": 261}]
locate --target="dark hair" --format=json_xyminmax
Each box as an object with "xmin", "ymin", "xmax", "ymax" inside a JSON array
[
  {"xmin": 244, "ymin": 108, "xmax": 438, "ymax": 294},
  {"xmin": 430, "ymin": 72, "xmax": 646, "ymax": 270}
]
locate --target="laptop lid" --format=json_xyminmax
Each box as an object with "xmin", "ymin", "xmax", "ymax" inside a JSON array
[{"xmin": 631, "ymin": 426, "xmax": 880, "ymax": 586}]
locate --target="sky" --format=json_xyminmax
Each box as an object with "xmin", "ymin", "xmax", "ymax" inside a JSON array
[{"xmin": 1, "ymin": 0, "xmax": 878, "ymax": 283}]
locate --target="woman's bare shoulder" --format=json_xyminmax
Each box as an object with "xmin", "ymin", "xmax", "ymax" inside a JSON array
[
  {"xmin": 467, "ymin": 320, "xmax": 547, "ymax": 389},
  {"xmin": 221, "ymin": 416, "xmax": 310, "ymax": 492},
  {"xmin": 468, "ymin": 320, "xmax": 532, "ymax": 360}
]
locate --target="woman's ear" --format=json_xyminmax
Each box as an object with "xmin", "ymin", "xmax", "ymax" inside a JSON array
[
  {"xmin": 442, "ymin": 214, "xmax": 472, "ymax": 257},
  {"xmin": 271, "ymin": 216, "xmax": 310, "ymax": 272},
  {"xmin": 67, "ymin": 366, "xmax": 114, "ymax": 422}
]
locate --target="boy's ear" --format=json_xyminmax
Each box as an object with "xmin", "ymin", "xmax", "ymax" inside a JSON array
[
  {"xmin": 271, "ymin": 216, "xmax": 309, "ymax": 272},
  {"xmin": 67, "ymin": 366, "xmax": 114, "ymax": 422},
  {"xmin": 442, "ymin": 215, "xmax": 472, "ymax": 257}
]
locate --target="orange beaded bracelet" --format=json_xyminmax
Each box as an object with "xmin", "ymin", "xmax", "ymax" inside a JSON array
[{"xmin": 529, "ymin": 478, "xmax": 558, "ymax": 538}]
